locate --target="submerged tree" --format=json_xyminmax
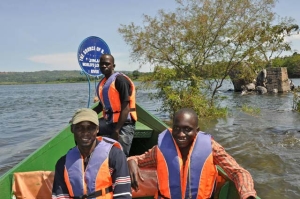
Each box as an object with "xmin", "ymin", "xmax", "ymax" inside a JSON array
[{"xmin": 119, "ymin": 0, "xmax": 297, "ymax": 118}]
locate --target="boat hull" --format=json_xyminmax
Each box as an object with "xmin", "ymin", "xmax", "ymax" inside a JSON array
[{"xmin": 0, "ymin": 103, "xmax": 259, "ymax": 199}]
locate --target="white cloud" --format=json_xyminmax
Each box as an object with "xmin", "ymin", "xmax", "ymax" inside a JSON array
[
  {"xmin": 284, "ymin": 34, "xmax": 300, "ymax": 42},
  {"xmin": 27, "ymin": 52, "xmax": 153, "ymax": 72},
  {"xmin": 27, "ymin": 52, "xmax": 79, "ymax": 70},
  {"xmin": 114, "ymin": 59, "xmax": 154, "ymax": 72},
  {"xmin": 113, "ymin": 52, "xmax": 154, "ymax": 72}
]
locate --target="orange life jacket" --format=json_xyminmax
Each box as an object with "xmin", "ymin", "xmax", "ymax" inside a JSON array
[
  {"xmin": 97, "ymin": 72, "xmax": 137, "ymax": 123},
  {"xmin": 156, "ymin": 129, "xmax": 217, "ymax": 199},
  {"xmin": 64, "ymin": 137, "xmax": 122, "ymax": 199}
]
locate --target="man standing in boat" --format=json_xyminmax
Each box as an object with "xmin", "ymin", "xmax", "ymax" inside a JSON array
[
  {"xmin": 52, "ymin": 108, "xmax": 132, "ymax": 199},
  {"xmin": 93, "ymin": 54, "xmax": 137, "ymax": 157},
  {"xmin": 127, "ymin": 108, "xmax": 257, "ymax": 199}
]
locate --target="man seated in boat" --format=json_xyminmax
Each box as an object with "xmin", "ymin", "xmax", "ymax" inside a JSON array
[
  {"xmin": 128, "ymin": 108, "xmax": 257, "ymax": 199},
  {"xmin": 52, "ymin": 108, "xmax": 132, "ymax": 199}
]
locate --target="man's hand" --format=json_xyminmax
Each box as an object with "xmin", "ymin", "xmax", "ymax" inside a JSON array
[{"xmin": 128, "ymin": 159, "xmax": 144, "ymax": 191}]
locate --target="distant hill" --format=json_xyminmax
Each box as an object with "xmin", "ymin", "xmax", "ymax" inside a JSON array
[
  {"xmin": 0, "ymin": 70, "xmax": 148, "ymax": 85},
  {"xmin": 0, "ymin": 70, "xmax": 88, "ymax": 85}
]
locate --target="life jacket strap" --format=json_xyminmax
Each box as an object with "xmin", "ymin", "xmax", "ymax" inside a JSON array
[
  {"xmin": 105, "ymin": 108, "xmax": 136, "ymax": 114},
  {"xmin": 71, "ymin": 186, "xmax": 113, "ymax": 199}
]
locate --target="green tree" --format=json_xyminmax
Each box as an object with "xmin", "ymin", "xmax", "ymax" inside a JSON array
[
  {"xmin": 132, "ymin": 70, "xmax": 140, "ymax": 80},
  {"xmin": 249, "ymin": 22, "xmax": 298, "ymax": 69},
  {"xmin": 119, "ymin": 0, "xmax": 297, "ymax": 118},
  {"xmin": 272, "ymin": 54, "xmax": 300, "ymax": 77}
]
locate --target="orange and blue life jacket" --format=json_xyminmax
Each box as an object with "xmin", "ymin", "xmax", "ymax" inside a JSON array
[
  {"xmin": 156, "ymin": 129, "xmax": 217, "ymax": 199},
  {"xmin": 97, "ymin": 72, "xmax": 137, "ymax": 123},
  {"xmin": 64, "ymin": 137, "xmax": 122, "ymax": 199}
]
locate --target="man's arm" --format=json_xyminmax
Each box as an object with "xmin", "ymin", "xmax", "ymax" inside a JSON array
[
  {"xmin": 52, "ymin": 156, "xmax": 70, "ymax": 199},
  {"xmin": 127, "ymin": 145, "xmax": 158, "ymax": 191},
  {"xmin": 109, "ymin": 146, "xmax": 132, "ymax": 199},
  {"xmin": 92, "ymin": 101, "xmax": 103, "ymax": 114},
  {"xmin": 127, "ymin": 145, "xmax": 158, "ymax": 168},
  {"xmin": 212, "ymin": 139, "xmax": 257, "ymax": 199}
]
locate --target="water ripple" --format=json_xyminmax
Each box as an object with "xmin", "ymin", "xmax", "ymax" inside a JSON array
[{"xmin": 1, "ymin": 80, "xmax": 300, "ymax": 198}]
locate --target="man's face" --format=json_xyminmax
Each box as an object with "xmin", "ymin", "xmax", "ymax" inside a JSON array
[
  {"xmin": 172, "ymin": 112, "xmax": 198, "ymax": 149},
  {"xmin": 72, "ymin": 121, "xmax": 98, "ymax": 148},
  {"xmin": 99, "ymin": 55, "xmax": 114, "ymax": 77}
]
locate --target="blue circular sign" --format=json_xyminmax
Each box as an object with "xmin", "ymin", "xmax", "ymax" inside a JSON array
[{"xmin": 77, "ymin": 36, "xmax": 111, "ymax": 76}]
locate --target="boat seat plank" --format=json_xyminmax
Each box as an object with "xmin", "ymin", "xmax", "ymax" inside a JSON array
[
  {"xmin": 134, "ymin": 121, "xmax": 153, "ymax": 138},
  {"xmin": 97, "ymin": 109, "xmax": 153, "ymax": 138}
]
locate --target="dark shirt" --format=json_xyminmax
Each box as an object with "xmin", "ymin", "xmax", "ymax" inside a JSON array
[
  {"xmin": 52, "ymin": 141, "xmax": 132, "ymax": 199},
  {"xmin": 115, "ymin": 74, "xmax": 132, "ymax": 102}
]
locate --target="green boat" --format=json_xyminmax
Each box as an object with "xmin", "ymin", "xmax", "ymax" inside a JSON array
[{"xmin": 0, "ymin": 102, "xmax": 260, "ymax": 199}]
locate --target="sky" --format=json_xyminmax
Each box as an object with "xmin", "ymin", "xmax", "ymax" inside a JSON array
[{"xmin": 1, "ymin": 0, "xmax": 300, "ymax": 73}]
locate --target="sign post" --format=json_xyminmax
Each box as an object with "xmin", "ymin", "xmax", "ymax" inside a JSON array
[{"xmin": 77, "ymin": 36, "xmax": 111, "ymax": 107}]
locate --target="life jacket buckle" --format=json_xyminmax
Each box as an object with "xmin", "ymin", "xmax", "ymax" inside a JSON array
[{"xmin": 78, "ymin": 194, "xmax": 88, "ymax": 199}]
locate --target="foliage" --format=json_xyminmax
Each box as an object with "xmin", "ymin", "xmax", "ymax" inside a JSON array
[
  {"xmin": 272, "ymin": 53, "xmax": 300, "ymax": 77},
  {"xmin": 292, "ymin": 91, "xmax": 300, "ymax": 112},
  {"xmin": 141, "ymin": 66, "xmax": 227, "ymax": 119},
  {"xmin": 250, "ymin": 21, "xmax": 299, "ymax": 69},
  {"xmin": 132, "ymin": 70, "xmax": 140, "ymax": 80},
  {"xmin": 241, "ymin": 104, "xmax": 261, "ymax": 116},
  {"xmin": 119, "ymin": 0, "xmax": 297, "ymax": 117}
]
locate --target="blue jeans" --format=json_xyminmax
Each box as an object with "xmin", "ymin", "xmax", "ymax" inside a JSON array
[{"xmin": 97, "ymin": 118, "xmax": 135, "ymax": 156}]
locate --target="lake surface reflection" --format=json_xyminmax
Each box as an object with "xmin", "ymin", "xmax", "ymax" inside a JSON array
[{"xmin": 1, "ymin": 79, "xmax": 300, "ymax": 198}]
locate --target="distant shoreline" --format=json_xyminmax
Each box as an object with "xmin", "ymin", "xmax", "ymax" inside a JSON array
[
  {"xmin": 0, "ymin": 80, "xmax": 87, "ymax": 86},
  {"xmin": 0, "ymin": 70, "xmax": 146, "ymax": 85}
]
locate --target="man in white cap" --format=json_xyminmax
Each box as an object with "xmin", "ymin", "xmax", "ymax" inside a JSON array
[{"xmin": 52, "ymin": 108, "xmax": 132, "ymax": 199}]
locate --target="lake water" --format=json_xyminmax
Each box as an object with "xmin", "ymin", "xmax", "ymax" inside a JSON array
[{"xmin": 1, "ymin": 80, "xmax": 300, "ymax": 198}]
